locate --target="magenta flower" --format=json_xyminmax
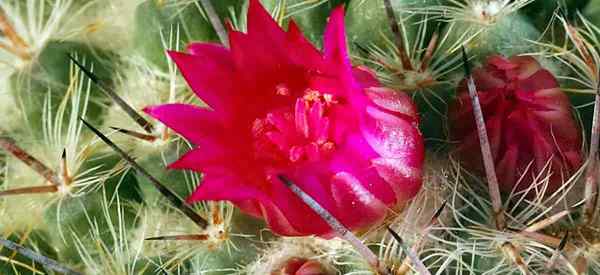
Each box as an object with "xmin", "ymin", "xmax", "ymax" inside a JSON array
[
  {"xmin": 449, "ymin": 55, "xmax": 583, "ymax": 194},
  {"xmin": 145, "ymin": 0, "xmax": 424, "ymax": 236}
]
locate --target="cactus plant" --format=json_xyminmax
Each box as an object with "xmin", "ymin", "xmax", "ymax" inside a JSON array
[{"xmin": 2, "ymin": 0, "xmax": 600, "ymax": 274}]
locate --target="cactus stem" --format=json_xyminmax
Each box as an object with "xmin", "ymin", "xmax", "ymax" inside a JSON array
[
  {"xmin": 210, "ymin": 201, "xmax": 223, "ymax": 225},
  {"xmin": 583, "ymin": 80, "xmax": 600, "ymax": 224},
  {"xmin": 382, "ymin": 0, "xmax": 413, "ymax": 71},
  {"xmin": 68, "ymin": 54, "xmax": 156, "ymax": 134},
  {"xmin": 566, "ymin": 24, "xmax": 598, "ymax": 77},
  {"xmin": 546, "ymin": 232, "xmax": 569, "ymax": 270},
  {"xmin": 80, "ymin": 118, "xmax": 210, "ymax": 228},
  {"xmin": 0, "ymin": 238, "xmax": 83, "ymax": 275},
  {"xmin": 523, "ymin": 209, "xmax": 571, "ymax": 232},
  {"xmin": 110, "ymin": 127, "xmax": 158, "ymax": 142},
  {"xmin": 199, "ymin": 0, "xmax": 229, "ymax": 47},
  {"xmin": 515, "ymin": 230, "xmax": 565, "ymax": 249},
  {"xmin": 392, "ymin": 201, "xmax": 446, "ymax": 274},
  {"xmin": 60, "ymin": 148, "xmax": 73, "ymax": 186},
  {"xmin": 161, "ymin": 127, "xmax": 170, "ymax": 142},
  {"xmin": 0, "ymin": 136, "xmax": 61, "ymax": 187},
  {"xmin": 386, "ymin": 227, "xmax": 430, "ymax": 275},
  {"xmin": 277, "ymin": 174, "xmax": 390, "ymax": 275},
  {"xmin": 354, "ymin": 42, "xmax": 370, "ymax": 57},
  {"xmin": 461, "ymin": 46, "xmax": 505, "ymax": 230},
  {"xmin": 501, "ymin": 242, "xmax": 531, "ymax": 275},
  {"xmin": 419, "ymin": 28, "xmax": 439, "ymax": 72},
  {"xmin": 145, "ymin": 234, "xmax": 209, "ymax": 241},
  {"xmin": 0, "ymin": 185, "xmax": 59, "ymax": 197}
]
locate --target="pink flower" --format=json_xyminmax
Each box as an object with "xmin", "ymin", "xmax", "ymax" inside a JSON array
[
  {"xmin": 449, "ymin": 55, "xmax": 582, "ymax": 194},
  {"xmin": 145, "ymin": 0, "xmax": 423, "ymax": 236}
]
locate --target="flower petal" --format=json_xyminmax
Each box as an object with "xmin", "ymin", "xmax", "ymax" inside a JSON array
[
  {"xmin": 186, "ymin": 174, "xmax": 264, "ymax": 203},
  {"xmin": 330, "ymin": 172, "xmax": 387, "ymax": 229},
  {"xmin": 247, "ymin": 0, "xmax": 286, "ymax": 43},
  {"xmin": 362, "ymin": 106, "xmax": 423, "ymax": 165},
  {"xmin": 365, "ymin": 87, "xmax": 418, "ymax": 121},
  {"xmin": 167, "ymin": 51, "xmax": 236, "ymax": 113},
  {"xmin": 144, "ymin": 104, "xmax": 223, "ymax": 144},
  {"xmin": 323, "ymin": 6, "xmax": 350, "ymax": 68},
  {"xmin": 186, "ymin": 42, "xmax": 230, "ymax": 59}
]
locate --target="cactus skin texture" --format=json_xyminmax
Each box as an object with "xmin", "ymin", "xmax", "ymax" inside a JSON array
[{"xmin": 2, "ymin": 0, "xmax": 600, "ymax": 274}]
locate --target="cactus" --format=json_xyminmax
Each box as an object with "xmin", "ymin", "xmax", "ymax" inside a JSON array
[{"xmin": 2, "ymin": 0, "xmax": 600, "ymax": 274}]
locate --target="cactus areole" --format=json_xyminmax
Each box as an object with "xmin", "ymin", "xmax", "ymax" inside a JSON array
[
  {"xmin": 450, "ymin": 55, "xmax": 583, "ymax": 194},
  {"xmin": 145, "ymin": 0, "xmax": 424, "ymax": 237}
]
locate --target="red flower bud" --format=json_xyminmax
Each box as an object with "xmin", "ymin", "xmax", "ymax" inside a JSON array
[{"xmin": 450, "ymin": 55, "xmax": 583, "ymax": 194}]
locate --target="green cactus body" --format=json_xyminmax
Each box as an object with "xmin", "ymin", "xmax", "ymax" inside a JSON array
[
  {"xmin": 523, "ymin": 0, "xmax": 589, "ymax": 30},
  {"xmin": 345, "ymin": 0, "xmax": 434, "ymax": 52},
  {"xmin": 442, "ymin": 13, "xmax": 539, "ymax": 62},
  {"xmin": 42, "ymin": 155, "xmax": 142, "ymax": 262},
  {"xmin": 9, "ymin": 41, "xmax": 116, "ymax": 137},
  {"xmin": 135, "ymin": 147, "xmax": 192, "ymax": 202},
  {"xmin": 585, "ymin": 0, "xmax": 600, "ymax": 29}
]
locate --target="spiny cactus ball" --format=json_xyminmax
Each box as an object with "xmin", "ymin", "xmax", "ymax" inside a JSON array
[{"xmin": 1, "ymin": 0, "xmax": 600, "ymax": 274}]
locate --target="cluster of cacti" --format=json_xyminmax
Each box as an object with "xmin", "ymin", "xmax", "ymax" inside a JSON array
[{"xmin": 2, "ymin": 0, "xmax": 600, "ymax": 274}]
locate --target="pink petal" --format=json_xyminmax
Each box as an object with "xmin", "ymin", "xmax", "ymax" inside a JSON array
[
  {"xmin": 509, "ymin": 55, "xmax": 542, "ymax": 79},
  {"xmin": 167, "ymin": 143, "xmax": 230, "ymax": 172},
  {"xmin": 296, "ymin": 260, "xmax": 327, "ymax": 275},
  {"xmin": 365, "ymin": 87, "xmax": 419, "ymax": 121},
  {"xmin": 143, "ymin": 104, "xmax": 222, "ymax": 144},
  {"xmin": 488, "ymin": 55, "xmax": 518, "ymax": 70},
  {"xmin": 186, "ymin": 174, "xmax": 264, "ymax": 203},
  {"xmin": 353, "ymin": 66, "xmax": 381, "ymax": 88},
  {"xmin": 362, "ymin": 106, "xmax": 424, "ymax": 165},
  {"xmin": 232, "ymin": 200, "xmax": 263, "ymax": 218},
  {"xmin": 496, "ymin": 145, "xmax": 519, "ymax": 193},
  {"xmin": 285, "ymin": 20, "xmax": 324, "ymax": 67},
  {"xmin": 259, "ymin": 200, "xmax": 304, "ymax": 236},
  {"xmin": 330, "ymin": 172, "xmax": 387, "ymax": 230},
  {"xmin": 518, "ymin": 70, "xmax": 559, "ymax": 92},
  {"xmin": 186, "ymin": 42, "xmax": 230, "ymax": 59},
  {"xmin": 372, "ymin": 158, "xmax": 422, "ymax": 200},
  {"xmin": 323, "ymin": 6, "xmax": 350, "ymax": 68},
  {"xmin": 265, "ymin": 173, "xmax": 336, "ymax": 236},
  {"xmin": 247, "ymin": 0, "xmax": 286, "ymax": 43},
  {"xmin": 167, "ymin": 51, "xmax": 236, "ymax": 113},
  {"xmin": 329, "ymin": 133, "xmax": 398, "ymax": 205}
]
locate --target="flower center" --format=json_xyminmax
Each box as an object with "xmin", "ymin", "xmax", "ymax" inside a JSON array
[{"xmin": 251, "ymin": 89, "xmax": 337, "ymax": 164}]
